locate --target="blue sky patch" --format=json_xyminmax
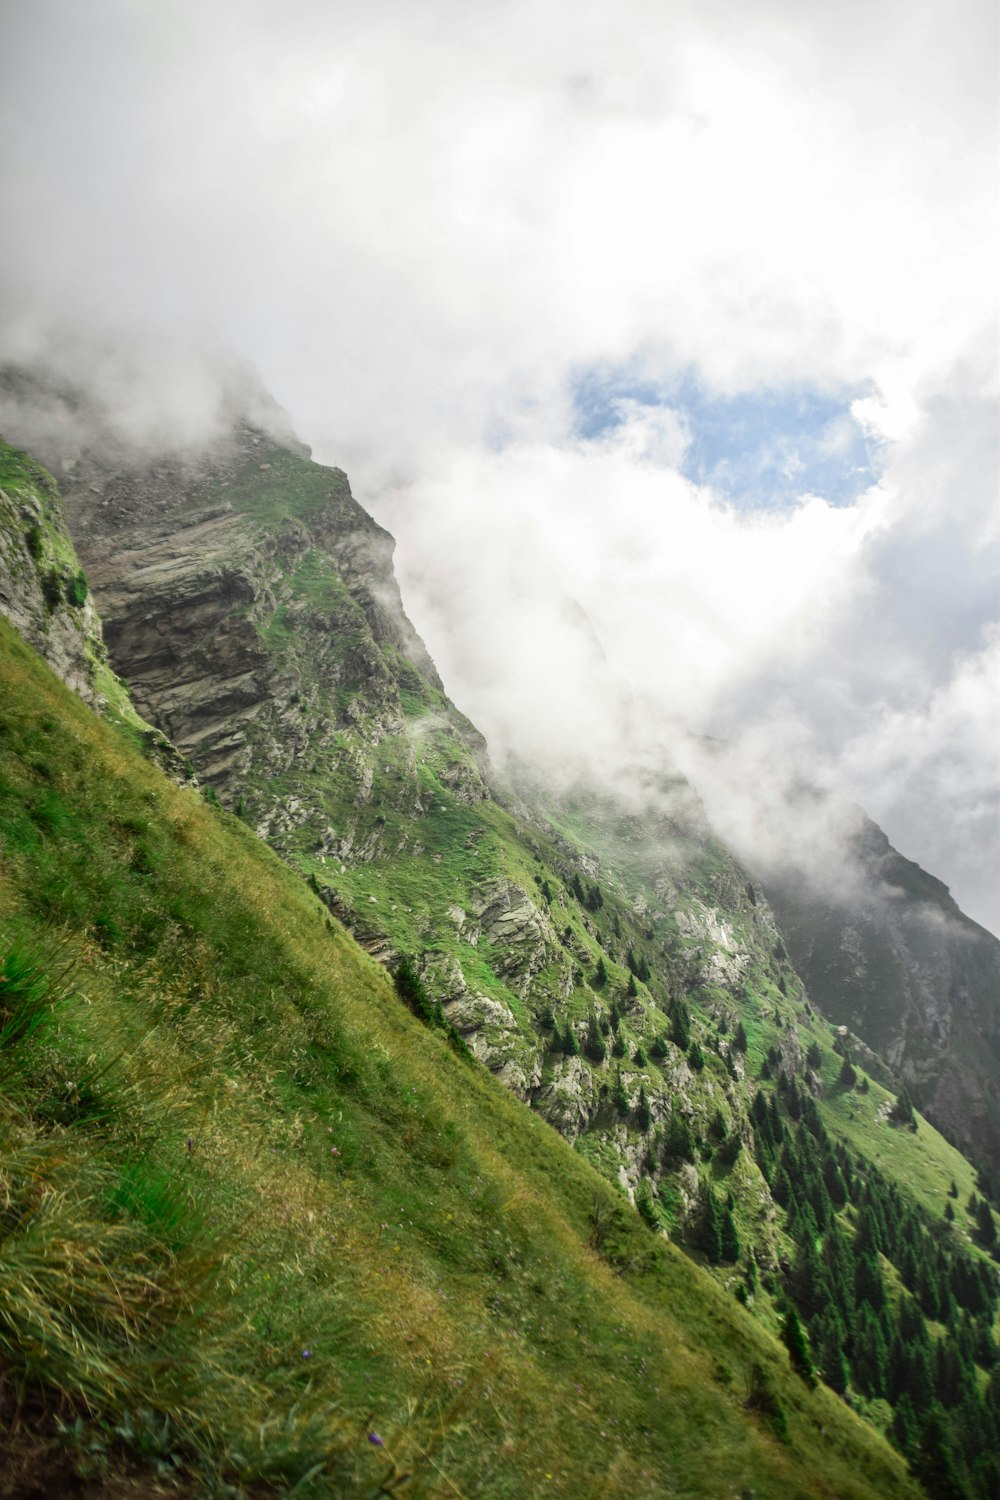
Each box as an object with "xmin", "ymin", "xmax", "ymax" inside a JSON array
[{"xmin": 570, "ymin": 366, "xmax": 883, "ymax": 508}]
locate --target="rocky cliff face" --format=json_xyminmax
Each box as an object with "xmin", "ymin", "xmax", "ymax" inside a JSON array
[
  {"xmin": 0, "ymin": 440, "xmax": 117, "ymax": 708},
  {"xmin": 761, "ymin": 809, "xmax": 1000, "ymax": 1175},
  {"xmin": 0, "ymin": 438, "xmax": 177, "ymax": 757}
]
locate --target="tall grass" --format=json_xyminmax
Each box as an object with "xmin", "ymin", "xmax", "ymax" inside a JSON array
[{"xmin": 0, "ymin": 615, "xmax": 921, "ymax": 1497}]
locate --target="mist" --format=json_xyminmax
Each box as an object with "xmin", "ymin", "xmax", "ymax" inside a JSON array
[{"xmin": 0, "ymin": 0, "xmax": 996, "ymax": 931}]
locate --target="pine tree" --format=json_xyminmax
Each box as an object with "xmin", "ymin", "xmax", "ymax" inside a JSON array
[
  {"xmin": 669, "ymin": 999, "xmax": 691, "ymax": 1051},
  {"xmin": 594, "ymin": 955, "xmax": 608, "ymax": 988},
  {"xmin": 636, "ymin": 1083, "xmax": 652, "ymax": 1133},
  {"xmin": 816, "ymin": 1313, "xmax": 849, "ymax": 1395},
  {"xmin": 635, "ymin": 1178, "xmax": 659, "ymax": 1230},
  {"xmin": 611, "ymin": 1033, "xmax": 627, "ymax": 1058},
  {"xmin": 627, "ymin": 969, "xmax": 638, "ymax": 998},
  {"xmin": 612, "ymin": 1064, "xmax": 628, "ymax": 1115},
  {"xmin": 891, "ymin": 1392, "xmax": 919, "ymax": 1460},
  {"xmin": 696, "ymin": 1182, "xmax": 723, "ymax": 1264},
  {"xmin": 393, "ymin": 954, "xmax": 436, "ymax": 1026},
  {"xmin": 853, "ymin": 1304, "xmax": 889, "ymax": 1399},
  {"xmin": 734, "ymin": 1020, "xmax": 748, "ymax": 1052},
  {"xmin": 687, "ymin": 1040, "xmax": 705, "ymax": 1071},
  {"xmin": 664, "ymin": 1110, "xmax": 696, "ymax": 1165},
  {"xmin": 912, "ymin": 1406, "xmax": 970, "ymax": 1500},
  {"xmin": 837, "ymin": 1055, "xmax": 857, "ymax": 1089},
  {"xmin": 584, "ymin": 1013, "xmax": 606, "ymax": 1063},
  {"xmin": 782, "ymin": 1307, "xmax": 816, "ymax": 1386},
  {"xmin": 890, "ymin": 1086, "xmax": 917, "ymax": 1130},
  {"xmin": 563, "ymin": 1021, "xmax": 579, "ymax": 1056},
  {"xmin": 975, "ymin": 1199, "xmax": 997, "ymax": 1247},
  {"xmin": 633, "ymin": 1043, "xmax": 648, "ymax": 1067},
  {"xmin": 720, "ymin": 1200, "xmax": 741, "ymax": 1263}
]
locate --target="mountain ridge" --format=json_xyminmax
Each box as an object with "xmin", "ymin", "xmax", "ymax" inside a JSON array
[{"xmin": 2, "ymin": 373, "xmax": 999, "ymax": 1497}]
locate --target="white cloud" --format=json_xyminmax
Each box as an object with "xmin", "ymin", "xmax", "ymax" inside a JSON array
[{"xmin": 0, "ymin": 0, "xmax": 997, "ymax": 928}]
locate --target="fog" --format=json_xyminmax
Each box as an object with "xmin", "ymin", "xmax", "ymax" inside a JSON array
[{"xmin": 1, "ymin": 0, "xmax": 997, "ymax": 930}]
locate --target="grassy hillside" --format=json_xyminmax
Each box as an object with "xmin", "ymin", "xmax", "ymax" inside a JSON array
[{"xmin": 0, "ymin": 613, "xmax": 924, "ymax": 1497}]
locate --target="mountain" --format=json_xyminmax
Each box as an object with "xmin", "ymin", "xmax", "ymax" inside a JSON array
[
  {"xmin": 2, "ymin": 375, "xmax": 999, "ymax": 1497},
  {"xmin": 758, "ymin": 798, "xmax": 1000, "ymax": 1183}
]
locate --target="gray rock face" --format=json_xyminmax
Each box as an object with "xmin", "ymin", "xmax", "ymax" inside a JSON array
[
  {"xmin": 762, "ymin": 813, "xmax": 1000, "ymax": 1171},
  {"xmin": 473, "ymin": 879, "xmax": 564, "ymax": 997},
  {"xmin": 6, "ymin": 400, "xmax": 488, "ymax": 877},
  {"xmin": 535, "ymin": 1055, "xmax": 599, "ymax": 1138}
]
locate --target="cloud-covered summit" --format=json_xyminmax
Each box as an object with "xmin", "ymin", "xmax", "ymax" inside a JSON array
[{"xmin": 1, "ymin": 0, "xmax": 996, "ymax": 928}]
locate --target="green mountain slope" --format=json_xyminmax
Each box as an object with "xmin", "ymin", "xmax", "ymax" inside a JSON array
[
  {"xmin": 0, "ymin": 612, "xmax": 925, "ymax": 1498},
  {"xmin": 2, "ymin": 407, "xmax": 998, "ymax": 1497}
]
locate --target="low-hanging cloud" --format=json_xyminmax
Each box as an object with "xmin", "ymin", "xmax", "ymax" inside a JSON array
[{"xmin": 0, "ymin": 0, "xmax": 996, "ymax": 930}]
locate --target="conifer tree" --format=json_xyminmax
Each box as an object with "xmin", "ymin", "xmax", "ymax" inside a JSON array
[
  {"xmin": 734, "ymin": 1020, "xmax": 748, "ymax": 1052},
  {"xmin": 594, "ymin": 954, "xmax": 608, "ymax": 988},
  {"xmin": 816, "ymin": 1314, "xmax": 849, "ymax": 1395},
  {"xmin": 781, "ymin": 1307, "xmax": 816, "ymax": 1386},
  {"xmin": 696, "ymin": 1182, "xmax": 723, "ymax": 1264},
  {"xmin": 664, "ymin": 1110, "xmax": 696, "ymax": 1166},
  {"xmin": 635, "ymin": 1178, "xmax": 659, "ymax": 1231},
  {"xmin": 975, "ymin": 1199, "xmax": 997, "ymax": 1246},
  {"xmin": 584, "ymin": 1013, "xmax": 606, "ymax": 1063},
  {"xmin": 669, "ymin": 999, "xmax": 691, "ymax": 1050},
  {"xmin": 837, "ymin": 1055, "xmax": 857, "ymax": 1089},
  {"xmin": 720, "ymin": 1200, "xmax": 740, "ymax": 1263},
  {"xmin": 891, "ymin": 1393, "xmax": 919, "ymax": 1459},
  {"xmin": 636, "ymin": 1083, "xmax": 652, "ymax": 1133},
  {"xmin": 853, "ymin": 1304, "xmax": 889, "ymax": 1398},
  {"xmin": 890, "ymin": 1086, "xmax": 918, "ymax": 1130},
  {"xmin": 912, "ymin": 1407, "xmax": 970, "ymax": 1500}
]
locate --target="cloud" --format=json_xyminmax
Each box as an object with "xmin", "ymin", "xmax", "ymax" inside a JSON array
[{"xmin": 0, "ymin": 0, "xmax": 996, "ymax": 929}]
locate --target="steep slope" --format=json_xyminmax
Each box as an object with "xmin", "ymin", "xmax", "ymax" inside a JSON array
[
  {"xmin": 3, "ymin": 391, "xmax": 999, "ymax": 1495},
  {"xmin": 0, "ymin": 610, "xmax": 923, "ymax": 1499}
]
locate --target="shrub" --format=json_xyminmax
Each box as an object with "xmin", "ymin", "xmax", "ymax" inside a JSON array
[{"xmin": 66, "ymin": 570, "xmax": 89, "ymax": 608}]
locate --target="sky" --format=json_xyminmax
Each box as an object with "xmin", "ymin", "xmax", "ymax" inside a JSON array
[{"xmin": 1, "ymin": 0, "xmax": 998, "ymax": 931}]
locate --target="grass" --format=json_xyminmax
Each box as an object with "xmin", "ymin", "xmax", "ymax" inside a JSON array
[{"xmin": 0, "ymin": 611, "xmax": 925, "ymax": 1497}]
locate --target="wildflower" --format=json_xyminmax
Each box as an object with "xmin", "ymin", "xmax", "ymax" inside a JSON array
[
  {"xmin": 302, "ymin": 1348, "xmax": 312, "ymax": 1359},
  {"xmin": 186, "ymin": 1138, "xmax": 194, "ymax": 1151},
  {"xmin": 367, "ymin": 1432, "xmax": 384, "ymax": 1447}
]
